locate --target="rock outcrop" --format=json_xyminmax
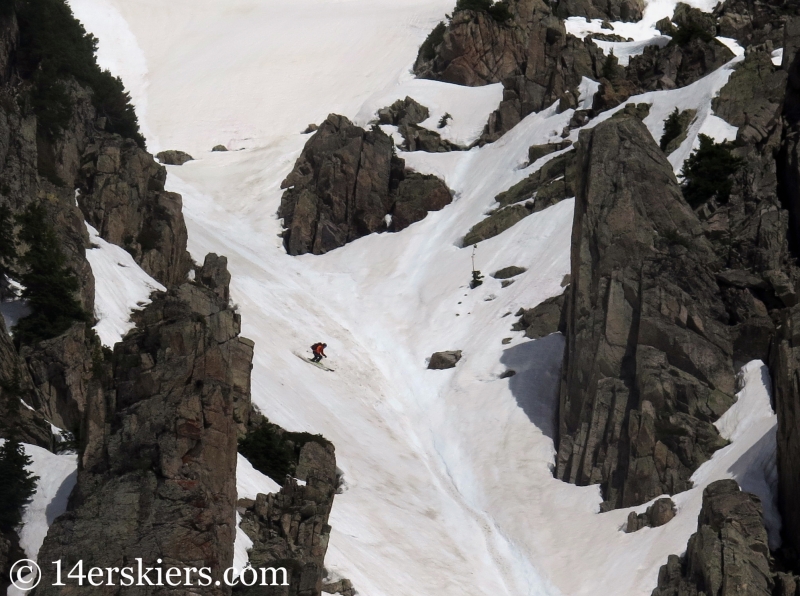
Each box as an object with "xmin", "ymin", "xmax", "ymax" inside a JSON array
[
  {"xmin": 278, "ymin": 114, "xmax": 452, "ymax": 255},
  {"xmin": 78, "ymin": 137, "xmax": 193, "ymax": 288},
  {"xmin": 463, "ymin": 150, "xmax": 575, "ymax": 245},
  {"xmin": 651, "ymin": 480, "xmax": 779, "ymax": 596},
  {"xmin": 33, "ymin": 255, "xmax": 254, "ymax": 596},
  {"xmin": 556, "ymin": 116, "xmax": 736, "ymax": 509},
  {"xmin": 413, "ymin": 1, "xmax": 605, "ymax": 141},
  {"xmin": 237, "ymin": 440, "xmax": 337, "ymax": 596}
]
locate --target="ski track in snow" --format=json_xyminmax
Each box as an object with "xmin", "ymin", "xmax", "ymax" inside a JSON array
[{"xmin": 52, "ymin": 1, "xmax": 780, "ymax": 595}]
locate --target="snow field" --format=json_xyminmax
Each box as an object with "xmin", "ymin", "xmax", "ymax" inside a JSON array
[{"xmin": 61, "ymin": 1, "xmax": 781, "ymax": 595}]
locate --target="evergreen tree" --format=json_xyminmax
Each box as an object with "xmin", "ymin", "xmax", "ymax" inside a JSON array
[
  {"xmin": 13, "ymin": 203, "xmax": 88, "ymax": 344},
  {"xmin": 601, "ymin": 50, "xmax": 621, "ymax": 81},
  {"xmin": 681, "ymin": 134, "xmax": 743, "ymax": 208},
  {"xmin": 660, "ymin": 108, "xmax": 683, "ymax": 151},
  {"xmin": 14, "ymin": 0, "xmax": 144, "ymax": 146},
  {"xmin": 0, "ymin": 438, "xmax": 38, "ymax": 533}
]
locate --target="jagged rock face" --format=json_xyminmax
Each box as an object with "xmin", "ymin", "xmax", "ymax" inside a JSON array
[
  {"xmin": 237, "ymin": 440, "xmax": 337, "ymax": 596},
  {"xmin": 626, "ymin": 39, "xmax": 734, "ymax": 94},
  {"xmin": 0, "ymin": 317, "xmax": 53, "ymax": 447},
  {"xmin": 556, "ymin": 116, "xmax": 736, "ymax": 509},
  {"xmin": 651, "ymin": 480, "xmax": 776, "ymax": 596},
  {"xmin": 771, "ymin": 304, "xmax": 800, "ymax": 559},
  {"xmin": 19, "ymin": 323, "xmax": 93, "ymax": 432},
  {"xmin": 413, "ymin": 1, "xmax": 604, "ymax": 141},
  {"xmin": 78, "ymin": 137, "xmax": 193, "ymax": 288},
  {"xmin": 715, "ymin": 0, "xmax": 795, "ymax": 48},
  {"xmin": 278, "ymin": 114, "xmax": 451, "ymax": 255},
  {"xmin": 33, "ymin": 255, "xmax": 254, "ymax": 596},
  {"xmin": 554, "ymin": 0, "xmax": 645, "ymax": 22}
]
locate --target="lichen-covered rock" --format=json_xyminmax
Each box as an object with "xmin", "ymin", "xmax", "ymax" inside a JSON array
[
  {"xmin": 278, "ymin": 114, "xmax": 451, "ymax": 255},
  {"xmin": 428, "ymin": 350, "xmax": 462, "ymax": 369},
  {"xmin": 556, "ymin": 116, "xmax": 736, "ymax": 510},
  {"xmin": 650, "ymin": 480, "xmax": 776, "ymax": 596},
  {"xmin": 33, "ymin": 255, "xmax": 254, "ymax": 596}
]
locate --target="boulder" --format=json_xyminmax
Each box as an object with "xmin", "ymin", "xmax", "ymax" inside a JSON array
[
  {"xmin": 155, "ymin": 149, "xmax": 194, "ymax": 165},
  {"xmin": 554, "ymin": 0, "xmax": 645, "ymax": 22},
  {"xmin": 428, "ymin": 350, "xmax": 462, "ymax": 369},
  {"xmin": 625, "ymin": 497, "xmax": 676, "ymax": 532},
  {"xmin": 513, "ymin": 291, "xmax": 567, "ymax": 339},
  {"xmin": 463, "ymin": 204, "xmax": 533, "ymax": 246},
  {"xmin": 377, "ymin": 96, "xmax": 430, "ymax": 127},
  {"xmin": 212, "ymin": 144, "xmax": 228, "ymax": 151}
]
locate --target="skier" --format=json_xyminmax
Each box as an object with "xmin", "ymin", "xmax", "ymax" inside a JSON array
[{"xmin": 310, "ymin": 342, "xmax": 327, "ymax": 363}]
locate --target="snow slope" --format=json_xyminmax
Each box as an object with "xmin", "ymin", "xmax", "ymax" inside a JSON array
[
  {"xmin": 65, "ymin": 1, "xmax": 778, "ymax": 595},
  {"xmin": 84, "ymin": 222, "xmax": 165, "ymax": 347}
]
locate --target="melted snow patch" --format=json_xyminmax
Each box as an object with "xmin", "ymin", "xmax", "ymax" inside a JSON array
[{"xmin": 85, "ymin": 222, "xmax": 165, "ymax": 347}]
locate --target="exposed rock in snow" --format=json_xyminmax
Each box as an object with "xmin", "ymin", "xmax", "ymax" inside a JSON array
[
  {"xmin": 156, "ymin": 149, "xmax": 195, "ymax": 165},
  {"xmin": 492, "ymin": 265, "xmax": 528, "ymax": 279},
  {"xmin": 625, "ymin": 497, "xmax": 676, "ymax": 532},
  {"xmin": 512, "ymin": 290, "xmax": 567, "ymax": 339},
  {"xmin": 427, "ymin": 350, "xmax": 463, "ymax": 369}
]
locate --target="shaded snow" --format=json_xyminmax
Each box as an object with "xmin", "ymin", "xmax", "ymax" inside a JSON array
[{"xmin": 85, "ymin": 222, "xmax": 165, "ymax": 347}]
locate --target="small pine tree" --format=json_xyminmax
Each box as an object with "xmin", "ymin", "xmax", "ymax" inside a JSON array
[
  {"xmin": 660, "ymin": 108, "xmax": 683, "ymax": 151},
  {"xmin": 681, "ymin": 134, "xmax": 743, "ymax": 208},
  {"xmin": 0, "ymin": 438, "xmax": 38, "ymax": 533},
  {"xmin": 13, "ymin": 203, "xmax": 88, "ymax": 344},
  {"xmin": 601, "ymin": 50, "xmax": 621, "ymax": 81},
  {"xmin": 438, "ymin": 113, "xmax": 452, "ymax": 129}
]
